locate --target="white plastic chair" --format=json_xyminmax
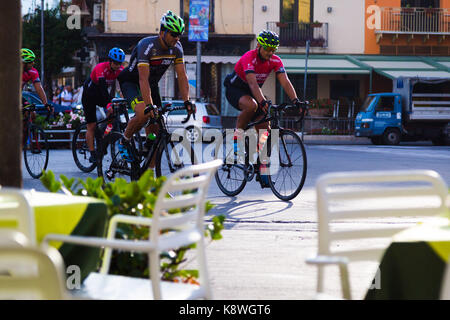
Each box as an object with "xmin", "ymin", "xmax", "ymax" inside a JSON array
[
  {"xmin": 43, "ymin": 159, "xmax": 222, "ymax": 300},
  {"xmin": 306, "ymin": 169, "xmax": 449, "ymax": 299},
  {"xmin": 0, "ymin": 187, "xmax": 36, "ymax": 245},
  {"xmin": 0, "ymin": 243, "xmax": 68, "ymax": 299}
]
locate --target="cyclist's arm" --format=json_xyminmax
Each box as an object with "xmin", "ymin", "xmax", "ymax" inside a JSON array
[
  {"xmin": 245, "ymin": 73, "xmax": 265, "ymax": 106},
  {"xmin": 137, "ymin": 64, "xmax": 153, "ymax": 106},
  {"xmin": 174, "ymin": 63, "xmax": 189, "ymax": 101},
  {"xmin": 33, "ymin": 82, "xmax": 48, "ymax": 105},
  {"xmin": 276, "ymin": 72, "xmax": 298, "ymax": 102}
]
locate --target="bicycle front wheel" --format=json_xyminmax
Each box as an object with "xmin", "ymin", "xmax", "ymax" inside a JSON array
[
  {"xmin": 267, "ymin": 129, "xmax": 307, "ymax": 201},
  {"xmin": 155, "ymin": 134, "xmax": 197, "ymax": 178},
  {"xmin": 23, "ymin": 124, "xmax": 49, "ymax": 179},
  {"xmin": 72, "ymin": 123, "xmax": 96, "ymax": 172}
]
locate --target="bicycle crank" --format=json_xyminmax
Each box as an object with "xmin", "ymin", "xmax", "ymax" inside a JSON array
[{"xmin": 245, "ymin": 164, "xmax": 255, "ymax": 182}]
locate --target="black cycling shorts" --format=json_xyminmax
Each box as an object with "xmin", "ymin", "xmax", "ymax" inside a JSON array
[
  {"xmin": 224, "ymin": 73, "xmax": 264, "ymax": 119},
  {"xmin": 82, "ymin": 82, "xmax": 109, "ymax": 124},
  {"xmin": 119, "ymin": 81, "xmax": 161, "ymax": 111}
]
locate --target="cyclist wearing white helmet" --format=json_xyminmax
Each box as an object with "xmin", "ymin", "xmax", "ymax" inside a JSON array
[
  {"xmin": 117, "ymin": 10, "xmax": 194, "ymax": 163},
  {"xmin": 82, "ymin": 47, "xmax": 125, "ymax": 163}
]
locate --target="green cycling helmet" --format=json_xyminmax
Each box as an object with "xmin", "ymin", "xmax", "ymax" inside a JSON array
[
  {"xmin": 21, "ymin": 48, "xmax": 36, "ymax": 63},
  {"xmin": 160, "ymin": 10, "xmax": 185, "ymax": 34},
  {"xmin": 257, "ymin": 30, "xmax": 280, "ymax": 49}
]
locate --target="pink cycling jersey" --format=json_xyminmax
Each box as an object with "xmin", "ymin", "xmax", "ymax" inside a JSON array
[
  {"xmin": 90, "ymin": 62, "xmax": 123, "ymax": 87},
  {"xmin": 22, "ymin": 67, "xmax": 40, "ymax": 87},
  {"xmin": 234, "ymin": 49, "xmax": 285, "ymax": 87}
]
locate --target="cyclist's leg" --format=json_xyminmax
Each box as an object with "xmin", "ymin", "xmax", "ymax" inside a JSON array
[
  {"xmin": 146, "ymin": 85, "xmax": 162, "ymax": 169},
  {"xmin": 225, "ymin": 85, "xmax": 256, "ymax": 157},
  {"xmin": 82, "ymin": 88, "xmax": 98, "ymax": 162},
  {"xmin": 119, "ymin": 81, "xmax": 148, "ymax": 161}
]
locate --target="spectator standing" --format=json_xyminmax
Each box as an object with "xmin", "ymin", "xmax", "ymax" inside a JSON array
[{"xmin": 60, "ymin": 84, "xmax": 73, "ymax": 107}]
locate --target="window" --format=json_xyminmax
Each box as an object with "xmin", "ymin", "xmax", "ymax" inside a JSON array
[
  {"xmin": 375, "ymin": 96, "xmax": 395, "ymax": 111},
  {"xmin": 276, "ymin": 74, "xmax": 317, "ymax": 104},
  {"xmin": 280, "ymin": 0, "xmax": 313, "ymax": 23},
  {"xmin": 181, "ymin": 0, "xmax": 215, "ymax": 33},
  {"xmin": 205, "ymin": 104, "xmax": 219, "ymax": 115},
  {"xmin": 401, "ymin": 0, "xmax": 439, "ymax": 8},
  {"xmin": 330, "ymin": 80, "xmax": 359, "ymax": 100}
]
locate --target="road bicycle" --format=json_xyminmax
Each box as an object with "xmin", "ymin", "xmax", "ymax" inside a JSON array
[
  {"xmin": 22, "ymin": 104, "xmax": 49, "ymax": 179},
  {"xmin": 96, "ymin": 98, "xmax": 196, "ymax": 182},
  {"xmin": 72, "ymin": 106, "xmax": 127, "ymax": 173},
  {"xmin": 214, "ymin": 102, "xmax": 308, "ymax": 201}
]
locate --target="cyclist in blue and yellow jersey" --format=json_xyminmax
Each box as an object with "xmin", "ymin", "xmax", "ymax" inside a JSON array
[{"xmin": 117, "ymin": 10, "xmax": 194, "ymax": 162}]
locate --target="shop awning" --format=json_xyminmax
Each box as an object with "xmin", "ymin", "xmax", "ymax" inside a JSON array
[
  {"xmin": 354, "ymin": 56, "xmax": 450, "ymax": 80},
  {"xmin": 278, "ymin": 54, "xmax": 450, "ymax": 79},
  {"xmin": 278, "ymin": 55, "xmax": 371, "ymax": 74},
  {"xmin": 184, "ymin": 55, "xmax": 240, "ymax": 64}
]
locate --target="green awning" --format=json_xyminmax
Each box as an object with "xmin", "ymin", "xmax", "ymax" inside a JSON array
[
  {"xmin": 278, "ymin": 54, "xmax": 450, "ymax": 79},
  {"xmin": 354, "ymin": 55, "xmax": 450, "ymax": 80},
  {"xmin": 278, "ymin": 54, "xmax": 371, "ymax": 74}
]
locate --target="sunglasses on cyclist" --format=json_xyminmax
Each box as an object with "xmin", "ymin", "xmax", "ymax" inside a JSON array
[
  {"xmin": 262, "ymin": 45, "xmax": 277, "ymax": 53},
  {"xmin": 169, "ymin": 31, "xmax": 182, "ymax": 38}
]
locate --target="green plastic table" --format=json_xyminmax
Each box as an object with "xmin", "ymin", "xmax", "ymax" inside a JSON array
[{"xmin": 366, "ymin": 217, "xmax": 450, "ymax": 300}]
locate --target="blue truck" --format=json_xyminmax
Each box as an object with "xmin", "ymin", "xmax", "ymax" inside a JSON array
[{"xmin": 355, "ymin": 77, "xmax": 450, "ymax": 145}]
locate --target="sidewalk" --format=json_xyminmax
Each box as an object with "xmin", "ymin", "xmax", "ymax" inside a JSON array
[
  {"xmin": 302, "ymin": 134, "xmax": 370, "ymax": 145},
  {"xmin": 296, "ymin": 134, "xmax": 371, "ymax": 145}
]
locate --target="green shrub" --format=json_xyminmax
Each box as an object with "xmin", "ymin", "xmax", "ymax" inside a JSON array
[{"xmin": 40, "ymin": 169, "xmax": 225, "ymax": 283}]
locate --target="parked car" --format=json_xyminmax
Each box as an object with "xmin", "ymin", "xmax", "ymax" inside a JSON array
[
  {"xmin": 22, "ymin": 91, "xmax": 71, "ymax": 115},
  {"xmin": 162, "ymin": 100, "xmax": 222, "ymax": 143}
]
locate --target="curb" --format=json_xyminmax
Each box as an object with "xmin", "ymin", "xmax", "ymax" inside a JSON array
[{"xmin": 296, "ymin": 133, "xmax": 371, "ymax": 145}]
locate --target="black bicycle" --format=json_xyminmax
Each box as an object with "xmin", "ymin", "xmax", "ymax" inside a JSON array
[
  {"xmin": 22, "ymin": 104, "xmax": 50, "ymax": 179},
  {"xmin": 97, "ymin": 99, "xmax": 197, "ymax": 182},
  {"xmin": 214, "ymin": 102, "xmax": 308, "ymax": 201},
  {"xmin": 71, "ymin": 106, "xmax": 128, "ymax": 173}
]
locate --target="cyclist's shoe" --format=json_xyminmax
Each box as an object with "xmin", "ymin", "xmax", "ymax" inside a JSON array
[
  {"xmin": 118, "ymin": 138, "xmax": 134, "ymax": 162},
  {"xmin": 88, "ymin": 151, "xmax": 97, "ymax": 163},
  {"xmin": 258, "ymin": 164, "xmax": 272, "ymax": 188}
]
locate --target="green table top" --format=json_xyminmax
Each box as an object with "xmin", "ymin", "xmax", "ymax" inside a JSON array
[{"xmin": 366, "ymin": 217, "xmax": 450, "ymax": 300}]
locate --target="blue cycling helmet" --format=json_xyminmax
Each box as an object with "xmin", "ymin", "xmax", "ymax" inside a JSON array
[{"xmin": 108, "ymin": 47, "xmax": 125, "ymax": 63}]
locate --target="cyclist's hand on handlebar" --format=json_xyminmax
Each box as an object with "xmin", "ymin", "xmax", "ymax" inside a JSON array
[
  {"xmin": 184, "ymin": 100, "xmax": 196, "ymax": 115},
  {"xmin": 146, "ymin": 104, "xmax": 158, "ymax": 118},
  {"xmin": 259, "ymin": 99, "xmax": 272, "ymax": 114},
  {"xmin": 292, "ymin": 98, "xmax": 308, "ymax": 118}
]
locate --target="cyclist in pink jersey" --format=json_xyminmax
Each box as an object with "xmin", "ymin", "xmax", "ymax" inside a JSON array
[
  {"xmin": 81, "ymin": 47, "xmax": 125, "ymax": 163},
  {"xmin": 224, "ymin": 30, "xmax": 306, "ymax": 132},
  {"xmin": 21, "ymin": 48, "xmax": 52, "ymax": 110}
]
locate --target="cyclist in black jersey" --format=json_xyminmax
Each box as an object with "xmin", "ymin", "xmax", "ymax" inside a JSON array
[{"xmin": 117, "ymin": 10, "xmax": 194, "ymax": 163}]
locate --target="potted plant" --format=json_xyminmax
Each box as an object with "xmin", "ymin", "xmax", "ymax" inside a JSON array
[{"xmin": 311, "ymin": 20, "xmax": 323, "ymax": 28}]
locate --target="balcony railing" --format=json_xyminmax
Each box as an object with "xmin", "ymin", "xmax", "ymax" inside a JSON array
[
  {"xmin": 266, "ymin": 22, "xmax": 328, "ymax": 47},
  {"xmin": 378, "ymin": 7, "xmax": 450, "ymax": 34}
]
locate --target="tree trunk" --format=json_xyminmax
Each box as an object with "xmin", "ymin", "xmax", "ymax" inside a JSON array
[{"xmin": 0, "ymin": 1, "xmax": 22, "ymax": 187}]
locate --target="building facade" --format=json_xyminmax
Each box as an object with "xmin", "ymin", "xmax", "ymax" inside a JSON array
[{"xmin": 74, "ymin": 0, "xmax": 450, "ymax": 122}]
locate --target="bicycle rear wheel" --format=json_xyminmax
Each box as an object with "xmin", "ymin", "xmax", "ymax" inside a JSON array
[
  {"xmin": 97, "ymin": 132, "xmax": 140, "ymax": 183},
  {"xmin": 214, "ymin": 131, "xmax": 247, "ymax": 197},
  {"xmin": 72, "ymin": 123, "xmax": 96, "ymax": 172},
  {"xmin": 23, "ymin": 124, "xmax": 49, "ymax": 179},
  {"xmin": 267, "ymin": 129, "xmax": 307, "ymax": 201}
]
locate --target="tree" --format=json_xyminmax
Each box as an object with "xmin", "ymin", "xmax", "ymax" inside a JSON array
[
  {"xmin": 22, "ymin": 6, "xmax": 82, "ymax": 95},
  {"xmin": 0, "ymin": 1, "xmax": 21, "ymax": 187}
]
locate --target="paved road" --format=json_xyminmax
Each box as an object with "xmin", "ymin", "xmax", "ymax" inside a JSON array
[{"xmin": 22, "ymin": 142, "xmax": 450, "ymax": 299}]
